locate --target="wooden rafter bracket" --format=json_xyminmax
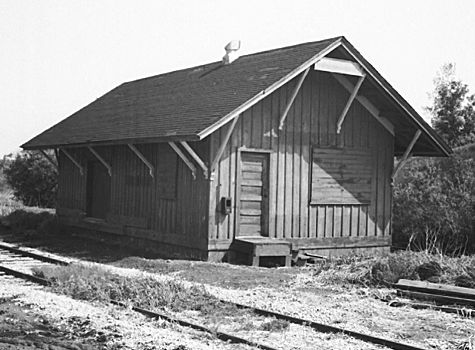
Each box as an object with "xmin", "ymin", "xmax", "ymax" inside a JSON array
[
  {"xmin": 88, "ymin": 146, "xmax": 112, "ymax": 176},
  {"xmin": 392, "ymin": 130, "xmax": 422, "ymax": 180},
  {"xmin": 278, "ymin": 68, "xmax": 310, "ymax": 130},
  {"xmin": 127, "ymin": 144, "xmax": 154, "ymax": 178},
  {"xmin": 60, "ymin": 148, "xmax": 84, "ymax": 176},
  {"xmin": 179, "ymin": 141, "xmax": 208, "ymax": 179},
  {"xmin": 332, "ymin": 74, "xmax": 394, "ymax": 136},
  {"xmin": 336, "ymin": 74, "xmax": 366, "ymax": 134},
  {"xmin": 39, "ymin": 149, "xmax": 58, "ymax": 170},
  {"xmin": 168, "ymin": 142, "xmax": 197, "ymax": 179},
  {"xmin": 210, "ymin": 115, "xmax": 240, "ymax": 179}
]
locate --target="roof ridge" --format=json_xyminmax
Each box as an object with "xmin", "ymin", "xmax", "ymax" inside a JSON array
[
  {"xmin": 240, "ymin": 35, "xmax": 344, "ymax": 58},
  {"xmin": 124, "ymin": 36, "xmax": 344, "ymax": 85}
]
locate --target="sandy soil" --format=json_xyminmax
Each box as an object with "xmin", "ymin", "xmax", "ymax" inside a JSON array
[{"xmin": 0, "ymin": 277, "xmax": 253, "ymax": 350}]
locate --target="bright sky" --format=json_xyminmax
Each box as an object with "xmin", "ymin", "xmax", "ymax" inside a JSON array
[{"xmin": 1, "ymin": 0, "xmax": 474, "ymax": 156}]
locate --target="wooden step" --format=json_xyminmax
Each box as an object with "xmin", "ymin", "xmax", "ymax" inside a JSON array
[{"xmin": 231, "ymin": 236, "xmax": 292, "ymax": 267}]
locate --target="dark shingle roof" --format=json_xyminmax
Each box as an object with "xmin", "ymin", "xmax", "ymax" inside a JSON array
[
  {"xmin": 21, "ymin": 36, "xmax": 451, "ymax": 157},
  {"xmin": 22, "ymin": 37, "xmax": 340, "ymax": 149}
]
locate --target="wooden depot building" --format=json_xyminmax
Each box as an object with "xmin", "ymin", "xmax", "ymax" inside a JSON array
[{"xmin": 22, "ymin": 37, "xmax": 450, "ymax": 264}]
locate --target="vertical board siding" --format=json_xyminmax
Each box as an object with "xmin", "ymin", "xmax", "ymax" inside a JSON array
[
  {"xmin": 57, "ymin": 148, "xmax": 87, "ymax": 211},
  {"xmin": 209, "ymin": 70, "xmax": 394, "ymax": 245},
  {"xmin": 58, "ymin": 142, "xmax": 208, "ymax": 244}
]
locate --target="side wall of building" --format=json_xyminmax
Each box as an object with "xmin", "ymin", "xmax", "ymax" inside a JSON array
[
  {"xmin": 57, "ymin": 141, "xmax": 210, "ymax": 258},
  {"xmin": 208, "ymin": 70, "xmax": 394, "ymax": 258}
]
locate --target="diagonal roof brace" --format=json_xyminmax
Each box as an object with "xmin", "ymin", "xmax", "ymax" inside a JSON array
[
  {"xmin": 278, "ymin": 68, "xmax": 310, "ymax": 130},
  {"xmin": 88, "ymin": 146, "xmax": 112, "ymax": 176},
  {"xmin": 168, "ymin": 142, "xmax": 197, "ymax": 180},
  {"xmin": 391, "ymin": 129, "xmax": 422, "ymax": 180},
  {"xmin": 336, "ymin": 74, "xmax": 366, "ymax": 134},
  {"xmin": 127, "ymin": 144, "xmax": 154, "ymax": 178},
  {"xmin": 210, "ymin": 115, "xmax": 240, "ymax": 179},
  {"xmin": 332, "ymin": 74, "xmax": 394, "ymax": 136},
  {"xmin": 179, "ymin": 141, "xmax": 208, "ymax": 179},
  {"xmin": 60, "ymin": 148, "xmax": 84, "ymax": 176},
  {"xmin": 39, "ymin": 149, "xmax": 58, "ymax": 170}
]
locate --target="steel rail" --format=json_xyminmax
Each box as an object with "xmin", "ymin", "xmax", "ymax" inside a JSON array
[
  {"xmin": 0, "ymin": 248, "xmax": 276, "ymax": 350},
  {"xmin": 0, "ymin": 242, "xmax": 69, "ymax": 266},
  {"xmin": 0, "ymin": 264, "xmax": 50, "ymax": 286},
  {"xmin": 0, "ymin": 242, "xmax": 430, "ymax": 350},
  {"xmin": 230, "ymin": 302, "xmax": 426, "ymax": 350},
  {"xmin": 110, "ymin": 300, "xmax": 276, "ymax": 350}
]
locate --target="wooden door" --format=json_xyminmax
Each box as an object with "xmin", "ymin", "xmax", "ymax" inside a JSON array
[
  {"xmin": 86, "ymin": 161, "xmax": 111, "ymax": 219},
  {"xmin": 238, "ymin": 152, "xmax": 269, "ymax": 237}
]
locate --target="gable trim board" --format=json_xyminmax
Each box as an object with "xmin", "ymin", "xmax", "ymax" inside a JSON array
[{"xmin": 314, "ymin": 57, "xmax": 365, "ymax": 77}]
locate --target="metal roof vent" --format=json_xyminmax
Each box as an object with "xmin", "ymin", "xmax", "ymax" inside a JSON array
[{"xmin": 222, "ymin": 40, "xmax": 241, "ymax": 65}]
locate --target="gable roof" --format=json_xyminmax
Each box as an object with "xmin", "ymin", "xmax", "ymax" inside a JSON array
[{"xmin": 22, "ymin": 36, "xmax": 451, "ymax": 157}]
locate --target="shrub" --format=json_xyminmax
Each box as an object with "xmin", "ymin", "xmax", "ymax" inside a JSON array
[
  {"xmin": 3, "ymin": 210, "xmax": 55, "ymax": 232},
  {"xmin": 393, "ymin": 152, "xmax": 474, "ymax": 255},
  {"xmin": 3, "ymin": 151, "xmax": 57, "ymax": 208}
]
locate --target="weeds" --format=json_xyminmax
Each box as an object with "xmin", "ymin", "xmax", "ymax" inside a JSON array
[
  {"xmin": 34, "ymin": 263, "xmax": 242, "ymax": 317},
  {"xmin": 457, "ymin": 335, "xmax": 475, "ymax": 350},
  {"xmin": 312, "ymin": 251, "xmax": 475, "ymax": 287},
  {"xmin": 259, "ymin": 319, "xmax": 289, "ymax": 332}
]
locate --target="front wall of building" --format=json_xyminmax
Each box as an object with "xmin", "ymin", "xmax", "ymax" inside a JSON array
[{"xmin": 208, "ymin": 70, "xmax": 394, "ymax": 254}]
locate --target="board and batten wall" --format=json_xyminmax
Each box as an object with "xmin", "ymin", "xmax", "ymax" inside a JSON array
[
  {"xmin": 208, "ymin": 70, "xmax": 394, "ymax": 255},
  {"xmin": 57, "ymin": 142, "xmax": 209, "ymax": 257}
]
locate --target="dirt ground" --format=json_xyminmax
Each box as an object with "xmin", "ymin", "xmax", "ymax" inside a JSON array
[{"xmin": 0, "ymin": 296, "xmax": 107, "ymax": 350}]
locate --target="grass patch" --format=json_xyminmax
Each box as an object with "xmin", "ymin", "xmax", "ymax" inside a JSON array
[
  {"xmin": 236, "ymin": 318, "xmax": 290, "ymax": 332},
  {"xmin": 34, "ymin": 263, "xmax": 243, "ymax": 317},
  {"xmin": 259, "ymin": 319, "xmax": 290, "ymax": 332},
  {"xmin": 112, "ymin": 256, "xmax": 297, "ymax": 290},
  {"xmin": 312, "ymin": 251, "xmax": 475, "ymax": 287}
]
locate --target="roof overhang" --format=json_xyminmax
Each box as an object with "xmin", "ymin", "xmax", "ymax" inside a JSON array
[{"xmin": 21, "ymin": 134, "xmax": 201, "ymax": 151}]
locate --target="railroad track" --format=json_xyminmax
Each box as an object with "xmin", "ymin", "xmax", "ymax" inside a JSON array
[{"xmin": 0, "ymin": 241, "xmax": 427, "ymax": 350}]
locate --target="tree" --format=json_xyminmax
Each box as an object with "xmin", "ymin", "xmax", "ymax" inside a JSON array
[
  {"xmin": 392, "ymin": 64, "xmax": 475, "ymax": 255},
  {"xmin": 427, "ymin": 63, "xmax": 475, "ymax": 147},
  {"xmin": 3, "ymin": 151, "xmax": 57, "ymax": 208}
]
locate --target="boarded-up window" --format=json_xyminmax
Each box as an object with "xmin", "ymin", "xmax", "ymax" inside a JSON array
[
  {"xmin": 311, "ymin": 147, "xmax": 372, "ymax": 205},
  {"xmin": 157, "ymin": 144, "xmax": 178, "ymax": 199}
]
